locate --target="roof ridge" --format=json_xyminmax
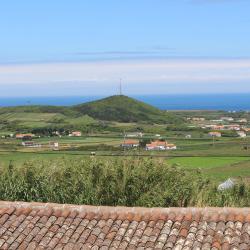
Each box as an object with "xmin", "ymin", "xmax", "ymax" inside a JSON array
[
  {"xmin": 0, "ymin": 200, "xmax": 249, "ymax": 248},
  {"xmin": 0, "ymin": 200, "xmax": 249, "ymax": 216}
]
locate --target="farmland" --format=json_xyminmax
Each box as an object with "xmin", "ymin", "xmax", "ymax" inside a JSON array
[
  {"xmin": 0, "ymin": 135, "xmax": 250, "ymax": 182},
  {"xmin": 0, "ymin": 95, "xmax": 250, "ymax": 186}
]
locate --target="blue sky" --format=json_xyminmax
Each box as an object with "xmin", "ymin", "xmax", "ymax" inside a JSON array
[{"xmin": 0, "ymin": 0, "xmax": 250, "ymax": 96}]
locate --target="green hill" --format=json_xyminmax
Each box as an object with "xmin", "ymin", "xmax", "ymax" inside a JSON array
[
  {"xmin": 0, "ymin": 95, "xmax": 181, "ymax": 127},
  {"xmin": 73, "ymin": 95, "xmax": 170, "ymax": 122}
]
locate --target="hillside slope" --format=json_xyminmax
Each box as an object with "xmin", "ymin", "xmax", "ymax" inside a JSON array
[
  {"xmin": 73, "ymin": 95, "xmax": 169, "ymax": 122},
  {"xmin": 0, "ymin": 95, "xmax": 181, "ymax": 124}
]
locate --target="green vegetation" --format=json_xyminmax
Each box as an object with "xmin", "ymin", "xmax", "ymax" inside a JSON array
[
  {"xmin": 0, "ymin": 111, "xmax": 98, "ymax": 132},
  {"xmin": 0, "ymin": 150, "xmax": 249, "ymax": 182},
  {"xmin": 73, "ymin": 95, "xmax": 177, "ymax": 122},
  {"xmin": 168, "ymin": 156, "xmax": 249, "ymax": 169},
  {"xmin": 0, "ymin": 158, "xmax": 249, "ymax": 207},
  {"xmin": 0, "ymin": 96, "xmax": 181, "ymax": 130},
  {"xmin": 0, "ymin": 96, "xmax": 183, "ymax": 134},
  {"xmin": 1, "ymin": 131, "xmax": 250, "ymax": 182},
  {"xmin": 0, "ymin": 95, "xmax": 250, "ymax": 208},
  {"xmin": 168, "ymin": 157, "xmax": 250, "ymax": 181}
]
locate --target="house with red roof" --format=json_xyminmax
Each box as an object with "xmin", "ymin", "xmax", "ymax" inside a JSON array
[
  {"xmin": 146, "ymin": 140, "xmax": 177, "ymax": 150},
  {"xmin": 15, "ymin": 133, "xmax": 35, "ymax": 139},
  {"xmin": 70, "ymin": 131, "xmax": 82, "ymax": 137},
  {"xmin": 121, "ymin": 139, "xmax": 139, "ymax": 148}
]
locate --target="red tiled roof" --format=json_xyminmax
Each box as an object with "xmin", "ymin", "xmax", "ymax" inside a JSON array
[
  {"xmin": 123, "ymin": 139, "xmax": 139, "ymax": 145},
  {"xmin": 15, "ymin": 133, "xmax": 34, "ymax": 138},
  {"xmin": 146, "ymin": 140, "xmax": 167, "ymax": 147},
  {"xmin": 0, "ymin": 201, "xmax": 249, "ymax": 249}
]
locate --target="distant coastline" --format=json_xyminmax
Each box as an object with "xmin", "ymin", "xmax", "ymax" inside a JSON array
[{"xmin": 1, "ymin": 93, "xmax": 250, "ymax": 111}]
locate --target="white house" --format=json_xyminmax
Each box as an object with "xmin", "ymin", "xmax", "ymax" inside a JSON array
[
  {"xmin": 69, "ymin": 131, "xmax": 82, "ymax": 137},
  {"xmin": 146, "ymin": 140, "xmax": 176, "ymax": 150},
  {"xmin": 237, "ymin": 131, "xmax": 247, "ymax": 138},
  {"xmin": 49, "ymin": 141, "xmax": 59, "ymax": 150},
  {"xmin": 208, "ymin": 132, "xmax": 222, "ymax": 137},
  {"xmin": 126, "ymin": 132, "xmax": 143, "ymax": 138},
  {"xmin": 22, "ymin": 141, "xmax": 41, "ymax": 148},
  {"xmin": 221, "ymin": 117, "xmax": 234, "ymax": 122},
  {"xmin": 121, "ymin": 139, "xmax": 139, "ymax": 148}
]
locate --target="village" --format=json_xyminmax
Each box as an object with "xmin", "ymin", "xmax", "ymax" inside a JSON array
[
  {"xmin": 5, "ymin": 131, "xmax": 178, "ymax": 151},
  {"xmin": 1, "ymin": 1, "xmax": 250, "ymax": 249},
  {"xmin": 0, "ymin": 111, "xmax": 249, "ymax": 156},
  {"xmin": 1, "ymin": 109, "xmax": 250, "ymax": 193},
  {"xmin": 1, "ymin": 114, "xmax": 247, "ymax": 152},
  {"xmin": 187, "ymin": 115, "xmax": 250, "ymax": 138}
]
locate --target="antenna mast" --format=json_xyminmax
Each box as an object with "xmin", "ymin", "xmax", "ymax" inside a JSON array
[{"xmin": 119, "ymin": 78, "xmax": 122, "ymax": 96}]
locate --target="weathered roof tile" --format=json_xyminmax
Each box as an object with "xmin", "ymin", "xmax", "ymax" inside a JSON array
[{"xmin": 0, "ymin": 201, "xmax": 249, "ymax": 249}]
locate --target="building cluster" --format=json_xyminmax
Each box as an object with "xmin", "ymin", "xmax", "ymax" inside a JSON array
[
  {"xmin": 202, "ymin": 124, "xmax": 241, "ymax": 131},
  {"xmin": 21, "ymin": 141, "xmax": 60, "ymax": 150},
  {"xmin": 188, "ymin": 116, "xmax": 249, "ymax": 138},
  {"xmin": 146, "ymin": 140, "xmax": 177, "ymax": 150},
  {"xmin": 187, "ymin": 117, "xmax": 205, "ymax": 122},
  {"xmin": 12, "ymin": 130, "xmax": 84, "ymax": 150},
  {"xmin": 11, "ymin": 133, "xmax": 60, "ymax": 150},
  {"xmin": 188, "ymin": 116, "xmax": 248, "ymax": 124},
  {"xmin": 121, "ymin": 139, "xmax": 177, "ymax": 150}
]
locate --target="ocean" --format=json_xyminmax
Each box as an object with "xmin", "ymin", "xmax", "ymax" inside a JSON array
[{"xmin": 0, "ymin": 93, "xmax": 250, "ymax": 111}]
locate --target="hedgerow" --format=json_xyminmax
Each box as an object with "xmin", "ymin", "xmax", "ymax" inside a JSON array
[{"xmin": 0, "ymin": 158, "xmax": 249, "ymax": 207}]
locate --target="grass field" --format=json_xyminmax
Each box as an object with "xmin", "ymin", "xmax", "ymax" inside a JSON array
[
  {"xmin": 0, "ymin": 111, "xmax": 98, "ymax": 129},
  {"xmin": 168, "ymin": 156, "xmax": 250, "ymax": 181},
  {"xmin": 0, "ymin": 132, "xmax": 250, "ymax": 183},
  {"xmin": 0, "ymin": 97, "xmax": 249, "ymax": 203},
  {"xmin": 0, "ymin": 150, "xmax": 249, "ymax": 182},
  {"xmin": 0, "ymin": 112, "xmax": 59, "ymax": 128}
]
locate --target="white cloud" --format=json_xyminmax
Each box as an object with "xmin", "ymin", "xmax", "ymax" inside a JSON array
[{"xmin": 0, "ymin": 59, "xmax": 249, "ymax": 96}]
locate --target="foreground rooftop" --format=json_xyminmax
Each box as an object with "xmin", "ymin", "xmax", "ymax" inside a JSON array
[{"xmin": 0, "ymin": 201, "xmax": 249, "ymax": 249}]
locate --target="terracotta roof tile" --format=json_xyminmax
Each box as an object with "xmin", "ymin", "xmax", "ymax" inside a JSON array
[
  {"xmin": 245, "ymin": 213, "xmax": 250, "ymax": 223},
  {"xmin": 0, "ymin": 201, "xmax": 249, "ymax": 249}
]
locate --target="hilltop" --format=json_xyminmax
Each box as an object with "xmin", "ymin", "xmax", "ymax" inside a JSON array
[
  {"xmin": 0, "ymin": 95, "xmax": 182, "ymax": 133},
  {"xmin": 73, "ymin": 95, "xmax": 171, "ymax": 122}
]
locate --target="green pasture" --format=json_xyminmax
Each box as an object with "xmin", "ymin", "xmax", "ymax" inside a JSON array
[
  {"xmin": 168, "ymin": 156, "xmax": 250, "ymax": 181},
  {"xmin": 0, "ymin": 150, "xmax": 249, "ymax": 182},
  {"xmin": 0, "ymin": 112, "xmax": 58, "ymax": 121},
  {"xmin": 0, "ymin": 133, "xmax": 250, "ymax": 183},
  {"xmin": 0, "ymin": 112, "xmax": 97, "ymax": 129},
  {"xmin": 168, "ymin": 156, "xmax": 249, "ymax": 168}
]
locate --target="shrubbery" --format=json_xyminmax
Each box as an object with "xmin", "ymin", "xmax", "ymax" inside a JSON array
[{"xmin": 0, "ymin": 158, "xmax": 249, "ymax": 207}]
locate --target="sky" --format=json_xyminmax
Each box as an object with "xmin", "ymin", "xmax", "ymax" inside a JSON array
[{"xmin": 0, "ymin": 0, "xmax": 250, "ymax": 96}]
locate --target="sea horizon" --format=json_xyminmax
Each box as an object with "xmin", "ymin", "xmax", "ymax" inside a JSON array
[{"xmin": 0, "ymin": 93, "xmax": 250, "ymax": 111}]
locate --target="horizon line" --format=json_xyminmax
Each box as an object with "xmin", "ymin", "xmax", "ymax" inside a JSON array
[{"xmin": 1, "ymin": 92, "xmax": 250, "ymax": 98}]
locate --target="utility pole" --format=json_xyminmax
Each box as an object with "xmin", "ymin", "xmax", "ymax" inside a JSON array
[
  {"xmin": 123, "ymin": 130, "xmax": 126, "ymax": 154},
  {"xmin": 123, "ymin": 130, "xmax": 126, "ymax": 144}
]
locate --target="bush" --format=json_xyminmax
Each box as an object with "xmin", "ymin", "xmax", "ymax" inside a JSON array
[{"xmin": 0, "ymin": 158, "xmax": 249, "ymax": 207}]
